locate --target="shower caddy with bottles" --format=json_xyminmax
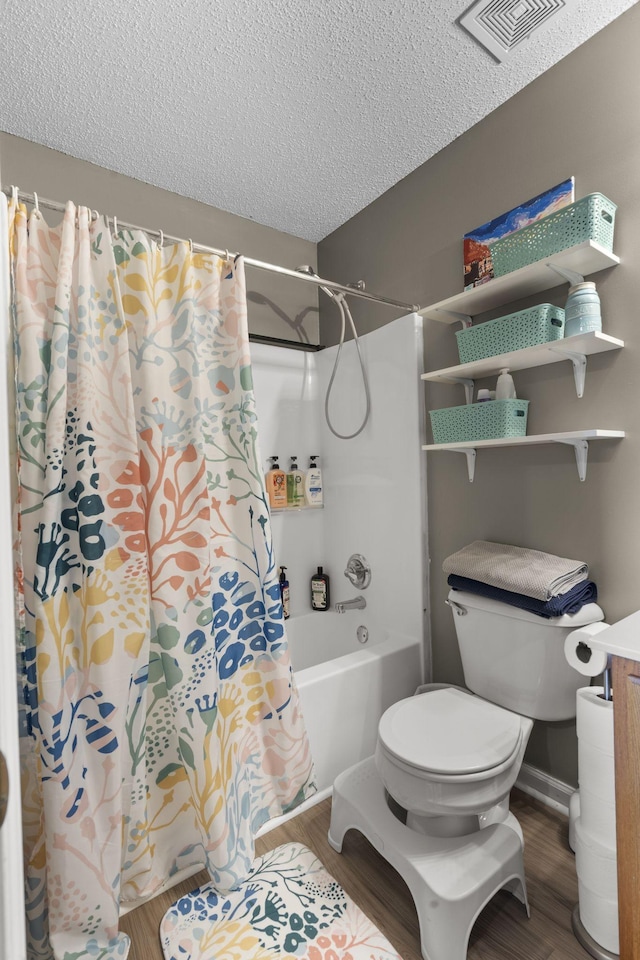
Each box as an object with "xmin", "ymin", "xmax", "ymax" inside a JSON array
[{"xmin": 420, "ymin": 240, "xmax": 625, "ymax": 481}]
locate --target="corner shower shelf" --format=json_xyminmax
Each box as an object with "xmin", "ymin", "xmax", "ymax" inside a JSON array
[
  {"xmin": 271, "ymin": 505, "xmax": 324, "ymax": 513},
  {"xmin": 422, "ymin": 331, "xmax": 625, "ymax": 401},
  {"xmin": 422, "ymin": 430, "xmax": 625, "ymax": 483},
  {"xmin": 418, "ymin": 241, "xmax": 620, "ymax": 325}
]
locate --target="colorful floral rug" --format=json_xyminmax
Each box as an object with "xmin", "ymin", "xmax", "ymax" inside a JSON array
[{"xmin": 160, "ymin": 842, "xmax": 402, "ymax": 960}]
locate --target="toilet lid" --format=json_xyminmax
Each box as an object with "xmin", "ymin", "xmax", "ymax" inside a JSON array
[{"xmin": 378, "ymin": 687, "xmax": 523, "ymax": 775}]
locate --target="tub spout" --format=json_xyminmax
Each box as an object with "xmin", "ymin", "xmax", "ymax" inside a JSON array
[{"xmin": 335, "ymin": 596, "xmax": 366, "ymax": 613}]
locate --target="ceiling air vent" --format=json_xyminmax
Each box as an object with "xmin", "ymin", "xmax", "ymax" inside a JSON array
[{"xmin": 459, "ymin": 0, "xmax": 571, "ymax": 62}]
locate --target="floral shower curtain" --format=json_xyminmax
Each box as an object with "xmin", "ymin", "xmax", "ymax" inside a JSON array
[{"xmin": 9, "ymin": 197, "xmax": 315, "ymax": 960}]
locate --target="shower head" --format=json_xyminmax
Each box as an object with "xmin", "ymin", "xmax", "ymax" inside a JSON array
[{"xmin": 295, "ymin": 265, "xmax": 337, "ymax": 299}]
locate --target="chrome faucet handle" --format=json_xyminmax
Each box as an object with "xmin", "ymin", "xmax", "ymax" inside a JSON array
[{"xmin": 344, "ymin": 553, "xmax": 371, "ymax": 589}]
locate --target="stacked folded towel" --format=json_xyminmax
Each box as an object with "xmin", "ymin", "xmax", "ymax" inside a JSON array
[{"xmin": 443, "ymin": 540, "xmax": 596, "ymax": 619}]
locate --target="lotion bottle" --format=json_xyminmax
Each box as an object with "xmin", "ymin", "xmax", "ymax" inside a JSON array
[
  {"xmin": 304, "ymin": 455, "xmax": 323, "ymax": 508},
  {"xmin": 279, "ymin": 566, "xmax": 290, "ymax": 620},
  {"xmin": 286, "ymin": 456, "xmax": 305, "ymax": 508},
  {"xmin": 495, "ymin": 368, "xmax": 517, "ymax": 400},
  {"xmin": 265, "ymin": 456, "xmax": 287, "ymax": 510},
  {"xmin": 311, "ymin": 566, "xmax": 330, "ymax": 611}
]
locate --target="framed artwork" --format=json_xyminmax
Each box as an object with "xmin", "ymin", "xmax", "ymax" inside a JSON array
[{"xmin": 463, "ymin": 177, "xmax": 575, "ymax": 289}]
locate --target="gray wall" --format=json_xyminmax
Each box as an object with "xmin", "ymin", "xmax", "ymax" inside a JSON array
[
  {"xmin": 318, "ymin": 4, "xmax": 640, "ymax": 786},
  {"xmin": 0, "ymin": 133, "xmax": 319, "ymax": 345}
]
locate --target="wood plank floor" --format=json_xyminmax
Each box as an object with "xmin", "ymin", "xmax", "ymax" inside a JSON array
[{"xmin": 120, "ymin": 790, "xmax": 589, "ymax": 960}]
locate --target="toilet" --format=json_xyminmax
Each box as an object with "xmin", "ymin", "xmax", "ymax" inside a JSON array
[{"xmin": 328, "ymin": 589, "xmax": 604, "ymax": 960}]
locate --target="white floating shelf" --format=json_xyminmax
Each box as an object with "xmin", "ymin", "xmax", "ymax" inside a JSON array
[
  {"xmin": 422, "ymin": 331, "xmax": 624, "ymax": 399},
  {"xmin": 422, "ymin": 429, "xmax": 625, "ymax": 482},
  {"xmin": 419, "ymin": 241, "xmax": 620, "ymax": 324}
]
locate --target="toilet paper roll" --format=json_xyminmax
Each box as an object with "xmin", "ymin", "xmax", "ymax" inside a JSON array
[
  {"xmin": 578, "ymin": 740, "xmax": 615, "ymax": 803},
  {"xmin": 574, "ymin": 817, "xmax": 618, "ymax": 900},
  {"xmin": 575, "ymin": 687, "xmax": 616, "ymax": 846},
  {"xmin": 565, "ymin": 623, "xmax": 610, "ymax": 676},
  {"xmin": 577, "ymin": 687, "xmax": 614, "ymax": 754},
  {"xmin": 579, "ymin": 788, "xmax": 616, "ymax": 849},
  {"xmin": 578, "ymin": 881, "xmax": 620, "ymax": 955}
]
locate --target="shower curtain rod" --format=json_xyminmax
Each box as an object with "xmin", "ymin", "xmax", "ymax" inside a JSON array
[{"xmin": 2, "ymin": 187, "xmax": 420, "ymax": 312}]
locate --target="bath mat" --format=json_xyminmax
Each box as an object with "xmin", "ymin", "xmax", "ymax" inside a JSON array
[{"xmin": 160, "ymin": 842, "xmax": 402, "ymax": 960}]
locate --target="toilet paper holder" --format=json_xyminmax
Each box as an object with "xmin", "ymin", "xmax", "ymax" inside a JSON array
[
  {"xmin": 566, "ymin": 623, "xmax": 613, "ymax": 700},
  {"xmin": 603, "ymin": 657, "xmax": 612, "ymax": 701}
]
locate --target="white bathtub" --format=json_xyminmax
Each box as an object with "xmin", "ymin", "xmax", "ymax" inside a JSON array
[{"xmin": 286, "ymin": 612, "xmax": 423, "ymax": 797}]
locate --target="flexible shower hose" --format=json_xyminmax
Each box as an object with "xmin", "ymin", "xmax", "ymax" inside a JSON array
[{"xmin": 324, "ymin": 292, "xmax": 371, "ymax": 440}]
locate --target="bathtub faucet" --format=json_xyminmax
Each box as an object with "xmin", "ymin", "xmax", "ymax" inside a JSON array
[{"xmin": 334, "ymin": 596, "xmax": 366, "ymax": 614}]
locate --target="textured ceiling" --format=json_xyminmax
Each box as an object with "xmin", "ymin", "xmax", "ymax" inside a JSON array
[{"xmin": 0, "ymin": 0, "xmax": 636, "ymax": 241}]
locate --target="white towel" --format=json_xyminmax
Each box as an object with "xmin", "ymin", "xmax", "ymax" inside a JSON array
[{"xmin": 442, "ymin": 540, "xmax": 588, "ymax": 601}]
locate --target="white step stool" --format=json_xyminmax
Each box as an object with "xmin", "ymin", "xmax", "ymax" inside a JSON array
[{"xmin": 328, "ymin": 757, "xmax": 529, "ymax": 960}]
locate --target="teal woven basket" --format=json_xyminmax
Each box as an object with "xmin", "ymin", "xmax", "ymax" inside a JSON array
[
  {"xmin": 430, "ymin": 399, "xmax": 529, "ymax": 444},
  {"xmin": 456, "ymin": 303, "xmax": 564, "ymax": 364},
  {"xmin": 491, "ymin": 193, "xmax": 616, "ymax": 277}
]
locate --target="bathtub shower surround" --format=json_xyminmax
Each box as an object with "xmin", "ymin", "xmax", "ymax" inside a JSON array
[
  {"xmin": 250, "ymin": 314, "xmax": 429, "ymax": 803},
  {"xmin": 317, "ymin": 314, "xmax": 429, "ymax": 651},
  {"xmin": 8, "ymin": 198, "xmax": 314, "ymax": 960},
  {"xmin": 251, "ymin": 313, "xmax": 428, "ymax": 642}
]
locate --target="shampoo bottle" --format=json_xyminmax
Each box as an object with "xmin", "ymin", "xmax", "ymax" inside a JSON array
[
  {"xmin": 305, "ymin": 455, "xmax": 323, "ymax": 508},
  {"xmin": 495, "ymin": 368, "xmax": 517, "ymax": 400},
  {"xmin": 265, "ymin": 456, "xmax": 287, "ymax": 510},
  {"xmin": 279, "ymin": 566, "xmax": 290, "ymax": 620},
  {"xmin": 311, "ymin": 566, "xmax": 330, "ymax": 611},
  {"xmin": 286, "ymin": 456, "xmax": 305, "ymax": 508}
]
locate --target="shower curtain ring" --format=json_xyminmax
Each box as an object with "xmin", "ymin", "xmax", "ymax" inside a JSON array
[
  {"xmin": 10, "ymin": 185, "xmax": 18, "ymax": 203},
  {"xmin": 225, "ymin": 248, "xmax": 230, "ymax": 262},
  {"xmin": 112, "ymin": 215, "xmax": 118, "ymax": 238},
  {"xmin": 158, "ymin": 230, "xmax": 164, "ymax": 248},
  {"xmin": 189, "ymin": 238, "xmax": 194, "ymax": 254},
  {"xmin": 33, "ymin": 192, "xmax": 41, "ymax": 218}
]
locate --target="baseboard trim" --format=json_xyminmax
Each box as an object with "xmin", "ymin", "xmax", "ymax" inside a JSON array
[{"xmin": 515, "ymin": 762, "xmax": 575, "ymax": 818}]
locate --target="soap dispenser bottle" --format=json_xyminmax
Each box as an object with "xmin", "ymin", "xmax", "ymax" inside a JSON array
[
  {"xmin": 265, "ymin": 456, "xmax": 287, "ymax": 510},
  {"xmin": 279, "ymin": 566, "xmax": 290, "ymax": 620},
  {"xmin": 305, "ymin": 455, "xmax": 323, "ymax": 508},
  {"xmin": 495, "ymin": 369, "xmax": 517, "ymax": 400},
  {"xmin": 311, "ymin": 566, "xmax": 330, "ymax": 611},
  {"xmin": 286, "ymin": 456, "xmax": 305, "ymax": 508}
]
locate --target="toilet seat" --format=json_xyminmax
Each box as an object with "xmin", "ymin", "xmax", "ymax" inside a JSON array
[{"xmin": 378, "ymin": 687, "xmax": 524, "ymax": 779}]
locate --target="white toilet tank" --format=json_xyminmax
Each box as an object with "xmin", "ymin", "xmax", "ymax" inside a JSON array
[{"xmin": 448, "ymin": 590, "xmax": 604, "ymax": 721}]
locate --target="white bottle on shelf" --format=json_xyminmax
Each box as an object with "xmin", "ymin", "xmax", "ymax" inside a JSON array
[
  {"xmin": 305, "ymin": 455, "xmax": 323, "ymax": 507},
  {"xmin": 496, "ymin": 368, "xmax": 517, "ymax": 400}
]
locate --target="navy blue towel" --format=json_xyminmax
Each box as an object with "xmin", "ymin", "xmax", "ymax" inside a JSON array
[{"xmin": 447, "ymin": 574, "xmax": 598, "ymax": 619}]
